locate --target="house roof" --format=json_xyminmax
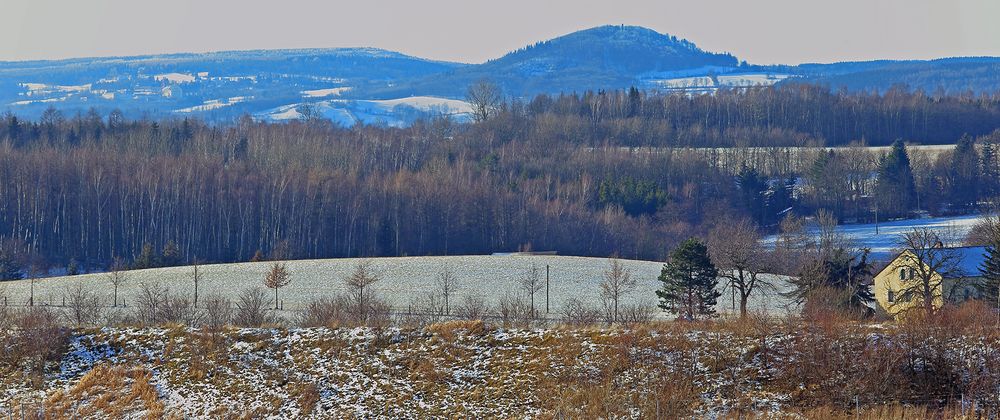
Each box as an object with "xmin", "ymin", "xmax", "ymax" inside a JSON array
[
  {"xmin": 949, "ymin": 246, "xmax": 989, "ymax": 278},
  {"xmin": 879, "ymin": 246, "xmax": 989, "ymax": 279}
]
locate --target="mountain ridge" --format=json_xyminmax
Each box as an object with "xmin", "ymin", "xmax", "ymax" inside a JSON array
[{"xmin": 1, "ymin": 25, "xmax": 998, "ymax": 125}]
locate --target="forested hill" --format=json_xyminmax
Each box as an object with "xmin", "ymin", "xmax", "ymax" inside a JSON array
[
  {"xmin": 1, "ymin": 25, "xmax": 999, "ymax": 124},
  {"xmin": 1, "ymin": 87, "xmax": 999, "ymax": 273},
  {"xmin": 378, "ymin": 25, "xmax": 739, "ymax": 97}
]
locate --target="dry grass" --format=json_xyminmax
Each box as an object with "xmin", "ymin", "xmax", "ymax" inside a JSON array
[
  {"xmin": 44, "ymin": 364, "xmax": 166, "ymax": 418},
  {"xmin": 9, "ymin": 304, "xmax": 1000, "ymax": 417}
]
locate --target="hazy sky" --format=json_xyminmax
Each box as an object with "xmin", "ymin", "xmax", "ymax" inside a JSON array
[{"xmin": 3, "ymin": 0, "xmax": 999, "ymax": 64}]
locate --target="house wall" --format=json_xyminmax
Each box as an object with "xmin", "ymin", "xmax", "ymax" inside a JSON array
[{"xmin": 872, "ymin": 250, "xmax": 944, "ymax": 317}]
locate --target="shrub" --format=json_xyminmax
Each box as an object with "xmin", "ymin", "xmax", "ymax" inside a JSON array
[
  {"xmin": 453, "ymin": 295, "xmax": 490, "ymax": 321},
  {"xmin": 202, "ymin": 294, "xmax": 233, "ymax": 331},
  {"xmin": 562, "ymin": 298, "xmax": 602, "ymax": 327},
  {"xmin": 298, "ymin": 296, "xmax": 352, "ymax": 328},
  {"xmin": 233, "ymin": 287, "xmax": 276, "ymax": 327}
]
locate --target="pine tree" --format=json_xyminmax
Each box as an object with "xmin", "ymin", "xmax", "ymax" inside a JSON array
[
  {"xmin": 982, "ymin": 137, "xmax": 1000, "ymax": 200},
  {"xmin": 133, "ymin": 242, "xmax": 158, "ymax": 269},
  {"xmin": 656, "ymin": 238, "xmax": 720, "ymax": 320},
  {"xmin": 0, "ymin": 250, "xmax": 22, "ymax": 281},
  {"xmin": 66, "ymin": 258, "xmax": 80, "ymax": 276},
  {"xmin": 950, "ymin": 134, "xmax": 980, "ymax": 209},
  {"xmin": 875, "ymin": 139, "xmax": 916, "ymax": 217},
  {"xmin": 981, "ymin": 244, "xmax": 1000, "ymax": 307},
  {"xmin": 160, "ymin": 240, "xmax": 182, "ymax": 267}
]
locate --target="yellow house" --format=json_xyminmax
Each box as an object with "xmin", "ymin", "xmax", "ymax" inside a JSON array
[{"xmin": 872, "ymin": 246, "xmax": 987, "ymax": 317}]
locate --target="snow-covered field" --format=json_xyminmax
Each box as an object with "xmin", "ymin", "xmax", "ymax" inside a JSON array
[
  {"xmin": 0, "ymin": 255, "xmax": 795, "ymax": 317},
  {"xmin": 301, "ymin": 87, "xmax": 351, "ymax": 98},
  {"xmin": 258, "ymin": 96, "xmax": 473, "ymax": 126},
  {"xmin": 766, "ymin": 214, "xmax": 984, "ymax": 260},
  {"xmin": 647, "ymin": 72, "xmax": 791, "ymax": 93}
]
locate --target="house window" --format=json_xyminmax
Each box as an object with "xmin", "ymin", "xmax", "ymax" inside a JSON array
[
  {"xmin": 888, "ymin": 290, "xmax": 895, "ymax": 303},
  {"xmin": 899, "ymin": 269, "xmax": 906, "ymax": 280}
]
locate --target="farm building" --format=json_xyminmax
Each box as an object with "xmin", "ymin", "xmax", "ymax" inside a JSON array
[{"xmin": 872, "ymin": 246, "xmax": 987, "ymax": 317}]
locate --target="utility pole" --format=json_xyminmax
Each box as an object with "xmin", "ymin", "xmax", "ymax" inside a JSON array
[
  {"xmin": 545, "ymin": 265, "xmax": 550, "ymax": 314},
  {"xmin": 874, "ymin": 199, "xmax": 879, "ymax": 235}
]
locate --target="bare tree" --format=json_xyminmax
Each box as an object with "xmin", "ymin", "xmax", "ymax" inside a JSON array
[
  {"xmin": 345, "ymin": 260, "xmax": 382, "ymax": 324},
  {"xmin": 65, "ymin": 283, "xmax": 100, "ymax": 327},
  {"xmin": 234, "ymin": 287, "xmax": 272, "ymax": 327},
  {"xmin": 518, "ymin": 263, "xmax": 544, "ymax": 318},
  {"xmin": 435, "ymin": 266, "xmax": 459, "ymax": 315},
  {"xmin": 708, "ymin": 218, "xmax": 774, "ymax": 318},
  {"xmin": 894, "ymin": 228, "xmax": 963, "ymax": 316},
  {"xmin": 466, "ymin": 79, "xmax": 502, "ymax": 123},
  {"xmin": 263, "ymin": 262, "xmax": 291, "ymax": 310},
  {"xmin": 191, "ymin": 259, "xmax": 203, "ymax": 308},
  {"xmin": 106, "ymin": 257, "xmax": 128, "ymax": 307},
  {"xmin": 599, "ymin": 257, "xmax": 636, "ymax": 324},
  {"xmin": 816, "ymin": 209, "xmax": 845, "ymax": 257},
  {"xmin": 453, "ymin": 295, "xmax": 489, "ymax": 321},
  {"xmin": 563, "ymin": 297, "xmax": 602, "ymax": 327},
  {"xmin": 203, "ymin": 294, "xmax": 232, "ymax": 331}
]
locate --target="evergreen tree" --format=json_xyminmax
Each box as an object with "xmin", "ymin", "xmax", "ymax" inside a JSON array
[
  {"xmin": 133, "ymin": 242, "xmax": 158, "ymax": 269},
  {"xmin": 981, "ymin": 244, "xmax": 1000, "ymax": 307},
  {"xmin": 0, "ymin": 250, "xmax": 22, "ymax": 281},
  {"xmin": 874, "ymin": 139, "xmax": 916, "ymax": 217},
  {"xmin": 656, "ymin": 238, "xmax": 720, "ymax": 320},
  {"xmin": 978, "ymin": 216, "xmax": 1000, "ymax": 306},
  {"xmin": 160, "ymin": 240, "xmax": 182, "ymax": 267},
  {"xmin": 66, "ymin": 258, "xmax": 80, "ymax": 276},
  {"xmin": 982, "ymin": 137, "xmax": 1000, "ymax": 200},
  {"xmin": 787, "ymin": 247, "xmax": 875, "ymax": 316},
  {"xmin": 735, "ymin": 166, "xmax": 768, "ymax": 225},
  {"xmin": 950, "ymin": 134, "xmax": 980, "ymax": 209}
]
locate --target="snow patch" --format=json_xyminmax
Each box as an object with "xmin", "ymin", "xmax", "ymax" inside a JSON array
[
  {"xmin": 302, "ymin": 87, "xmax": 352, "ymax": 98},
  {"xmin": 153, "ymin": 73, "xmax": 196, "ymax": 83}
]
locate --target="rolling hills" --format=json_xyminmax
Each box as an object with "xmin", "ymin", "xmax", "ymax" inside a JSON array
[{"xmin": 1, "ymin": 25, "xmax": 999, "ymax": 125}]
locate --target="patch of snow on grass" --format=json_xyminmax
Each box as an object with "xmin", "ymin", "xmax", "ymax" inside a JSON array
[
  {"xmin": 153, "ymin": 73, "xmax": 196, "ymax": 83},
  {"xmin": 302, "ymin": 87, "xmax": 352, "ymax": 98}
]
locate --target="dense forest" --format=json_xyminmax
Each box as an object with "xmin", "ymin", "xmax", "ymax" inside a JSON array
[{"xmin": 1, "ymin": 84, "xmax": 999, "ymax": 273}]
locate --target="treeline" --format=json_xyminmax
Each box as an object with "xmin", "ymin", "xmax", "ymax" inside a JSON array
[
  {"xmin": 0, "ymin": 113, "xmax": 702, "ymax": 271},
  {"xmin": 0, "ymin": 83, "xmax": 999, "ymax": 272},
  {"xmin": 514, "ymin": 84, "xmax": 1000, "ymax": 147}
]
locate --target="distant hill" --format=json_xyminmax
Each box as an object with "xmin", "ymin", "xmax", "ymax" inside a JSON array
[
  {"xmin": 0, "ymin": 25, "xmax": 998, "ymax": 124},
  {"xmin": 380, "ymin": 25, "xmax": 740, "ymax": 98}
]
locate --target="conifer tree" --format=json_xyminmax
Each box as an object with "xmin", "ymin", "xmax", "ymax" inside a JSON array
[
  {"xmin": 160, "ymin": 240, "xmax": 182, "ymax": 267},
  {"xmin": 950, "ymin": 134, "xmax": 980, "ymax": 209},
  {"xmin": 0, "ymin": 250, "xmax": 22, "ymax": 281},
  {"xmin": 133, "ymin": 242, "xmax": 158, "ymax": 269},
  {"xmin": 978, "ymin": 215, "xmax": 1000, "ymax": 306},
  {"xmin": 982, "ymin": 245, "xmax": 1000, "ymax": 307},
  {"xmin": 874, "ymin": 139, "xmax": 916, "ymax": 217},
  {"xmin": 982, "ymin": 137, "xmax": 1000, "ymax": 200},
  {"xmin": 657, "ymin": 238, "xmax": 720, "ymax": 320}
]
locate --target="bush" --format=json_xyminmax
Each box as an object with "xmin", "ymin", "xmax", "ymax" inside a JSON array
[
  {"xmin": 562, "ymin": 298, "xmax": 602, "ymax": 327},
  {"xmin": 233, "ymin": 287, "xmax": 277, "ymax": 327},
  {"xmin": 132, "ymin": 281, "xmax": 199, "ymax": 325},
  {"xmin": 202, "ymin": 294, "xmax": 233, "ymax": 331},
  {"xmin": 497, "ymin": 293, "xmax": 534, "ymax": 328},
  {"xmin": 0, "ymin": 307, "xmax": 69, "ymax": 388},
  {"xmin": 453, "ymin": 295, "xmax": 490, "ymax": 321},
  {"xmin": 298, "ymin": 296, "xmax": 352, "ymax": 328}
]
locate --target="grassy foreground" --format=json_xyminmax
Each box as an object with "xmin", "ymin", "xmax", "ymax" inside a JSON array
[{"xmin": 2, "ymin": 307, "xmax": 1000, "ymax": 418}]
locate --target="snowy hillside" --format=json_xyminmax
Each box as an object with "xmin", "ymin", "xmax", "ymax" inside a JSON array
[
  {"xmin": 1, "ymin": 255, "xmax": 797, "ymax": 317},
  {"xmin": 2, "ymin": 26, "xmax": 999, "ymax": 124}
]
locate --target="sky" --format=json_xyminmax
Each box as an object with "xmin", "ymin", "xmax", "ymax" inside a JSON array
[{"xmin": 2, "ymin": 0, "xmax": 999, "ymax": 64}]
